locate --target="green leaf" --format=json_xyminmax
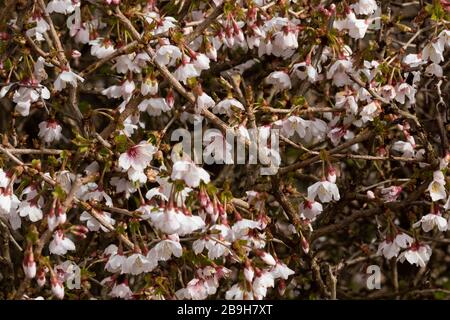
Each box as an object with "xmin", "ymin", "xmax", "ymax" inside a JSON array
[
  {"xmin": 425, "ymin": 1, "xmax": 447, "ymax": 21},
  {"xmin": 78, "ymin": 101, "xmax": 90, "ymax": 114},
  {"xmin": 52, "ymin": 185, "xmax": 67, "ymax": 200},
  {"xmin": 114, "ymin": 135, "xmax": 128, "ymax": 153}
]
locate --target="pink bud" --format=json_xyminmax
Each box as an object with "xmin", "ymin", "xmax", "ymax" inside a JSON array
[
  {"xmin": 366, "ymin": 190, "xmax": 375, "ymax": 199},
  {"xmin": 217, "ymin": 203, "xmax": 225, "ymax": 216},
  {"xmin": 71, "ymin": 230, "xmax": 87, "ymax": 239},
  {"xmin": 48, "ymin": 213, "xmax": 58, "ymax": 231},
  {"xmin": 51, "ymin": 276, "xmax": 65, "ymax": 300},
  {"xmin": 301, "ymin": 237, "xmax": 309, "ymax": 254},
  {"xmin": 22, "ymin": 247, "xmax": 36, "ymax": 279},
  {"xmin": 0, "ymin": 32, "xmax": 10, "ymax": 41},
  {"xmin": 244, "ymin": 264, "xmax": 254, "ymax": 283},
  {"xmin": 71, "ymin": 50, "xmax": 81, "ymax": 58},
  {"xmin": 206, "ymin": 45, "xmax": 217, "ymax": 61},
  {"xmin": 167, "ymin": 89, "xmax": 175, "ymax": 108},
  {"xmin": 257, "ymin": 250, "xmax": 276, "ymax": 266},
  {"xmin": 278, "ymin": 279, "xmax": 286, "ymax": 296},
  {"xmin": 57, "ymin": 211, "xmax": 67, "ymax": 225},
  {"xmin": 37, "ymin": 269, "xmax": 46, "ymax": 287},
  {"xmin": 199, "ymin": 190, "xmax": 209, "ymax": 207},
  {"xmin": 327, "ymin": 166, "xmax": 337, "ymax": 183},
  {"xmin": 205, "ymin": 202, "xmax": 214, "ymax": 215}
]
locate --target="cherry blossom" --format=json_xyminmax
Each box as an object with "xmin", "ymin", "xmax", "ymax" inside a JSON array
[
  {"xmin": 171, "ymin": 160, "xmax": 210, "ymax": 188},
  {"xmin": 149, "ymin": 234, "xmax": 183, "ymax": 262},
  {"xmin": 427, "ymin": 170, "xmax": 447, "ymax": 201},
  {"xmin": 300, "ymin": 199, "xmax": 323, "ymax": 221},
  {"xmin": 212, "ymin": 98, "xmax": 244, "ymax": 117},
  {"xmin": 398, "ymin": 243, "xmax": 432, "ymax": 268},
  {"xmin": 352, "ymin": 0, "xmax": 378, "ymax": 15},
  {"xmin": 89, "ymin": 38, "xmax": 115, "ymax": 59},
  {"xmin": 18, "ymin": 199, "xmax": 43, "ymax": 222},
  {"xmin": 118, "ymin": 141, "xmax": 157, "ymax": 172},
  {"xmin": 110, "ymin": 282, "xmax": 133, "ymax": 300},
  {"xmin": 148, "ymin": 206, "xmax": 205, "ymax": 236},
  {"xmin": 413, "ymin": 210, "xmax": 448, "ymax": 232},
  {"xmin": 23, "ymin": 247, "xmax": 37, "ymax": 279},
  {"xmin": 54, "ymin": 70, "xmax": 84, "ymax": 91},
  {"xmin": 265, "ymin": 71, "xmax": 292, "ymax": 92},
  {"xmin": 49, "ymin": 230, "xmax": 76, "ymax": 256},
  {"xmin": 377, "ymin": 233, "xmax": 414, "ymax": 260},
  {"xmin": 46, "ymin": 0, "xmax": 77, "ymax": 14},
  {"xmin": 38, "ymin": 120, "xmax": 62, "ymax": 144},
  {"xmin": 307, "ymin": 181, "xmax": 341, "ymax": 203},
  {"xmin": 80, "ymin": 211, "xmax": 116, "ymax": 232},
  {"xmin": 51, "ymin": 275, "xmax": 65, "ymax": 300}
]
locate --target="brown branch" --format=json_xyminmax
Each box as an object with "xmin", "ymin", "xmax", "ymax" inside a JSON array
[
  {"xmin": 271, "ymin": 175, "xmax": 303, "ymax": 232},
  {"xmin": 5, "ymin": 148, "xmax": 63, "ymax": 155},
  {"xmin": 79, "ymin": 41, "xmax": 140, "ymax": 77},
  {"xmin": 184, "ymin": 2, "xmax": 225, "ymax": 44},
  {"xmin": 37, "ymin": 0, "xmax": 68, "ymax": 66}
]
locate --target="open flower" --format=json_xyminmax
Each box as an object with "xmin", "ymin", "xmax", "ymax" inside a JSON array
[
  {"xmin": 377, "ymin": 233, "xmax": 413, "ymax": 259},
  {"xmin": 80, "ymin": 211, "xmax": 115, "ymax": 232},
  {"xmin": 252, "ymin": 270, "xmax": 274, "ymax": 300},
  {"xmin": 292, "ymin": 62, "xmax": 321, "ymax": 83},
  {"xmin": 352, "ymin": 0, "xmax": 378, "ymax": 15},
  {"xmin": 155, "ymin": 45, "xmax": 182, "ymax": 67},
  {"xmin": 266, "ymin": 71, "xmax": 291, "ymax": 92},
  {"xmin": 212, "ymin": 98, "xmax": 244, "ymax": 117},
  {"xmin": 398, "ymin": 243, "xmax": 432, "ymax": 268},
  {"xmin": 427, "ymin": 170, "xmax": 446, "ymax": 201},
  {"xmin": 300, "ymin": 199, "xmax": 323, "ymax": 221},
  {"xmin": 13, "ymin": 83, "xmax": 50, "ymax": 116},
  {"xmin": 38, "ymin": 120, "xmax": 62, "ymax": 144},
  {"xmin": 118, "ymin": 141, "xmax": 157, "ymax": 172},
  {"xmin": 422, "ymin": 40, "xmax": 445, "ymax": 64},
  {"xmin": 334, "ymin": 12, "xmax": 369, "ymax": 39},
  {"xmin": 46, "ymin": 0, "xmax": 77, "ymax": 14},
  {"xmin": 327, "ymin": 59, "xmax": 353, "ymax": 87},
  {"xmin": 270, "ymin": 262, "xmax": 295, "ymax": 280},
  {"xmin": 196, "ymin": 91, "xmax": 215, "ymax": 113},
  {"xmin": 149, "ymin": 234, "xmax": 183, "ymax": 262},
  {"xmin": 49, "ymin": 230, "xmax": 76, "ymax": 256},
  {"xmin": 18, "ymin": 199, "xmax": 43, "ymax": 222},
  {"xmin": 110, "ymin": 282, "xmax": 133, "ymax": 299},
  {"xmin": 54, "ymin": 70, "xmax": 84, "ymax": 91},
  {"xmin": 413, "ymin": 211, "xmax": 448, "ymax": 232},
  {"xmin": 148, "ymin": 206, "xmax": 205, "ymax": 236},
  {"xmin": 174, "ymin": 61, "xmax": 199, "ymax": 84},
  {"xmin": 122, "ymin": 253, "xmax": 155, "ymax": 275},
  {"xmin": 89, "ymin": 38, "xmax": 115, "ymax": 59},
  {"xmin": 307, "ymin": 181, "xmax": 340, "ymax": 203},
  {"xmin": 171, "ymin": 160, "xmax": 210, "ymax": 188},
  {"xmin": 138, "ymin": 97, "xmax": 171, "ymax": 116}
]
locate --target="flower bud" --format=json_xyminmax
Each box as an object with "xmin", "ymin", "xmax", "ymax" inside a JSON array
[
  {"xmin": 301, "ymin": 237, "xmax": 309, "ymax": 254},
  {"xmin": 278, "ymin": 279, "xmax": 286, "ymax": 296},
  {"xmin": 22, "ymin": 246, "xmax": 36, "ymax": 279},
  {"xmin": 51, "ymin": 275, "xmax": 65, "ymax": 300},
  {"xmin": 327, "ymin": 166, "xmax": 337, "ymax": 183},
  {"xmin": 244, "ymin": 261, "xmax": 254, "ymax": 283}
]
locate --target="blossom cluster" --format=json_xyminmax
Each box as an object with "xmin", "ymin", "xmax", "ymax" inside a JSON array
[{"xmin": 0, "ymin": 0, "xmax": 449, "ymax": 300}]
